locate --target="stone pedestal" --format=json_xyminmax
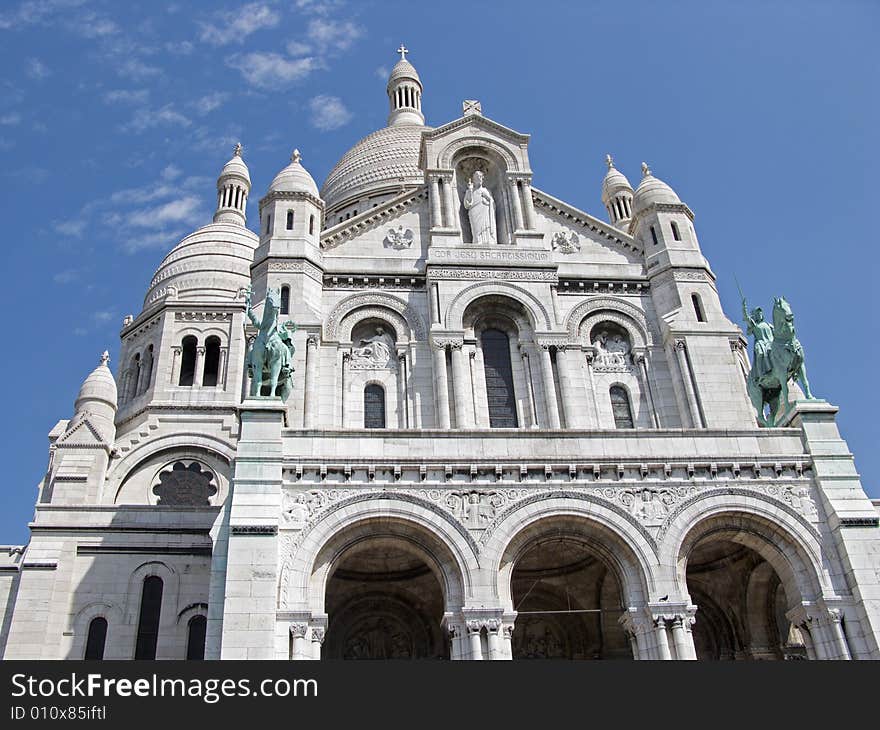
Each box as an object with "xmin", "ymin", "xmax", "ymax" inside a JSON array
[
  {"xmin": 783, "ymin": 399, "xmax": 880, "ymax": 658},
  {"xmin": 219, "ymin": 398, "xmax": 286, "ymax": 659}
]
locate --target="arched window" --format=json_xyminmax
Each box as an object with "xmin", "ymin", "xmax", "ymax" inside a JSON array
[
  {"xmin": 280, "ymin": 285, "xmax": 290, "ymax": 315},
  {"xmin": 84, "ymin": 616, "xmax": 108, "ymax": 660},
  {"xmin": 286, "ymin": 210, "xmax": 294, "ymax": 230},
  {"xmin": 186, "ymin": 615, "xmax": 207, "ymax": 660},
  {"xmin": 364, "ymin": 384, "xmax": 386, "ymax": 429},
  {"xmin": 481, "ymin": 329, "xmax": 518, "ymax": 428},
  {"xmin": 309, "ymin": 214, "xmax": 315, "ymax": 235},
  {"xmin": 202, "ymin": 336, "xmax": 221, "ymax": 386},
  {"xmin": 650, "ymin": 226, "xmax": 659, "ymax": 246},
  {"xmin": 610, "ymin": 386, "xmax": 634, "ymax": 429},
  {"xmin": 692, "ymin": 293, "xmax": 706, "ymax": 322},
  {"xmin": 134, "ymin": 576, "xmax": 163, "ymax": 660},
  {"xmin": 130, "ymin": 353, "xmax": 141, "ymax": 400},
  {"xmin": 140, "ymin": 344, "xmax": 153, "ymax": 396},
  {"xmin": 671, "ymin": 221, "xmax": 682, "ymax": 241},
  {"xmin": 265, "ymin": 213, "xmax": 272, "ymax": 234},
  {"xmin": 179, "ymin": 336, "xmax": 197, "ymax": 386}
]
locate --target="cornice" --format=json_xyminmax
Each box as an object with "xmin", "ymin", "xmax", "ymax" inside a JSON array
[{"xmin": 320, "ymin": 186, "xmax": 427, "ymax": 251}]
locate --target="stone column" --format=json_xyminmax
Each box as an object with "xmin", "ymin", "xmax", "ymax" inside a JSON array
[
  {"xmin": 429, "ymin": 175, "xmax": 442, "ymax": 228},
  {"xmin": 502, "ymin": 624, "xmax": 515, "ymax": 659},
  {"xmin": 432, "ymin": 341, "xmax": 451, "ymax": 429},
  {"xmin": 290, "ymin": 623, "xmax": 309, "ymax": 660},
  {"xmin": 303, "ymin": 335, "xmax": 319, "ymax": 428},
  {"xmin": 451, "ymin": 341, "xmax": 473, "ymax": 428},
  {"xmin": 670, "ymin": 616, "xmax": 696, "ymax": 660},
  {"xmin": 220, "ymin": 399, "xmax": 285, "ymax": 659},
  {"xmin": 194, "ymin": 346, "xmax": 206, "ymax": 387},
  {"xmin": 674, "ymin": 339, "xmax": 703, "ymax": 428},
  {"xmin": 556, "ymin": 346, "xmax": 585, "ymax": 428},
  {"xmin": 472, "ymin": 345, "xmax": 490, "ymax": 428},
  {"xmin": 397, "ymin": 351, "xmax": 409, "ymax": 429},
  {"xmin": 170, "ymin": 346, "xmax": 182, "ymax": 385},
  {"xmin": 538, "ymin": 344, "xmax": 561, "ymax": 429},
  {"xmin": 518, "ymin": 346, "xmax": 539, "ymax": 428},
  {"xmin": 218, "ymin": 347, "xmax": 228, "ymax": 389},
  {"xmin": 485, "ymin": 619, "xmax": 502, "ymax": 659},
  {"xmin": 636, "ymin": 353, "xmax": 660, "ymax": 427},
  {"xmin": 654, "ymin": 618, "xmax": 672, "ymax": 660},
  {"xmin": 442, "ymin": 175, "xmax": 458, "ymax": 231},
  {"xmin": 509, "ymin": 178, "xmax": 524, "ymax": 231},
  {"xmin": 340, "ymin": 351, "xmax": 349, "ymax": 428},
  {"xmin": 310, "ymin": 627, "xmax": 325, "ymax": 660},
  {"xmin": 521, "ymin": 180, "xmax": 537, "ymax": 230},
  {"xmin": 466, "ymin": 620, "xmax": 483, "ymax": 660},
  {"xmin": 826, "ymin": 609, "xmax": 853, "ymax": 660}
]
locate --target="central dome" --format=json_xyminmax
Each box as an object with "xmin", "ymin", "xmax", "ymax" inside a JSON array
[{"xmin": 320, "ymin": 123, "xmax": 430, "ymax": 214}]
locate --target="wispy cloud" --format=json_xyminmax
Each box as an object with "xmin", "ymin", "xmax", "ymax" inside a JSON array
[
  {"xmin": 102, "ymin": 89, "xmax": 150, "ymax": 105},
  {"xmin": 375, "ymin": 65, "xmax": 388, "ymax": 80},
  {"xmin": 54, "ymin": 218, "xmax": 88, "ymax": 238},
  {"xmin": 25, "ymin": 57, "xmax": 50, "ymax": 79},
  {"xmin": 309, "ymin": 94, "xmax": 351, "ymax": 131},
  {"xmin": 0, "ymin": 0, "xmax": 88, "ymax": 31},
  {"xmin": 70, "ymin": 11, "xmax": 120, "ymax": 38},
  {"xmin": 0, "ymin": 112, "xmax": 22, "ymax": 126},
  {"xmin": 122, "ymin": 104, "xmax": 191, "ymax": 133},
  {"xmin": 53, "ymin": 268, "xmax": 81, "ymax": 284},
  {"xmin": 227, "ymin": 52, "xmax": 319, "ymax": 89},
  {"xmin": 117, "ymin": 58, "xmax": 162, "ymax": 80},
  {"xmin": 199, "ymin": 2, "xmax": 279, "ymax": 46},
  {"xmin": 307, "ymin": 18, "xmax": 361, "ymax": 52},
  {"xmin": 192, "ymin": 92, "xmax": 229, "ymax": 116}
]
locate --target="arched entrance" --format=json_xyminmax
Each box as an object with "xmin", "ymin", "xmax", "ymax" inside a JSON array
[
  {"xmin": 680, "ymin": 514, "xmax": 816, "ymax": 660},
  {"xmin": 511, "ymin": 536, "xmax": 631, "ymax": 659},
  {"xmin": 498, "ymin": 514, "xmax": 648, "ymax": 660}
]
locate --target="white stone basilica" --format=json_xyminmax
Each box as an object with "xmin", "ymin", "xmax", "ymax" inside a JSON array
[{"xmin": 2, "ymin": 50, "xmax": 879, "ymax": 661}]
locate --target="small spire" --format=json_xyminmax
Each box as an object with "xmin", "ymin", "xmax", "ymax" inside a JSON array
[
  {"xmin": 606, "ymin": 154, "xmax": 614, "ymax": 169},
  {"xmin": 233, "ymin": 142, "xmax": 243, "ymax": 157},
  {"xmin": 397, "ymin": 43, "xmax": 409, "ymax": 61},
  {"xmin": 100, "ymin": 351, "xmax": 110, "ymax": 367},
  {"xmin": 641, "ymin": 161, "xmax": 652, "ymax": 177},
  {"xmin": 291, "ymin": 148, "xmax": 302, "ymax": 164}
]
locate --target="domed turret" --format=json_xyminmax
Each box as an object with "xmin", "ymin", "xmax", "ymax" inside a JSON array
[
  {"xmin": 386, "ymin": 45, "xmax": 424, "ymax": 127},
  {"xmin": 268, "ymin": 149, "xmax": 320, "ymax": 197},
  {"xmin": 68, "ymin": 351, "xmax": 117, "ymax": 435},
  {"xmin": 601, "ymin": 154, "xmax": 634, "ymax": 229},
  {"xmin": 632, "ymin": 161, "xmax": 681, "ymax": 216},
  {"xmin": 213, "ymin": 142, "xmax": 251, "ymax": 226}
]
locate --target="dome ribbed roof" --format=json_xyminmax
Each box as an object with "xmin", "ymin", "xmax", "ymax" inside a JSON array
[
  {"xmin": 602, "ymin": 167, "xmax": 633, "ymax": 203},
  {"xmin": 144, "ymin": 223, "xmax": 258, "ymax": 308},
  {"xmin": 268, "ymin": 150, "xmax": 319, "ymax": 196},
  {"xmin": 75, "ymin": 353, "xmax": 117, "ymax": 413},
  {"xmin": 219, "ymin": 150, "xmax": 250, "ymax": 185},
  {"xmin": 633, "ymin": 164, "xmax": 681, "ymax": 215},
  {"xmin": 387, "ymin": 58, "xmax": 421, "ymax": 86},
  {"xmin": 320, "ymin": 124, "xmax": 429, "ymax": 211}
]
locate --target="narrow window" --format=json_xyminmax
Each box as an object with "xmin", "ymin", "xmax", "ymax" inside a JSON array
[
  {"xmin": 202, "ymin": 336, "xmax": 221, "ymax": 386},
  {"xmin": 286, "ymin": 210, "xmax": 294, "ymax": 230},
  {"xmin": 353, "ymin": 209, "xmax": 358, "ymax": 216},
  {"xmin": 671, "ymin": 221, "xmax": 681, "ymax": 240},
  {"xmin": 130, "ymin": 353, "xmax": 141, "ymax": 399},
  {"xmin": 481, "ymin": 329, "xmax": 518, "ymax": 428},
  {"xmin": 179, "ymin": 335, "xmax": 197, "ymax": 386},
  {"xmin": 610, "ymin": 386, "xmax": 634, "ymax": 429},
  {"xmin": 364, "ymin": 384, "xmax": 386, "ymax": 428},
  {"xmin": 650, "ymin": 226, "xmax": 658, "ymax": 246},
  {"xmin": 134, "ymin": 576, "xmax": 163, "ymax": 660},
  {"xmin": 186, "ymin": 615, "xmax": 207, "ymax": 660},
  {"xmin": 309, "ymin": 214, "xmax": 315, "ymax": 235},
  {"xmin": 265, "ymin": 214, "xmax": 272, "ymax": 234},
  {"xmin": 140, "ymin": 345, "xmax": 154, "ymax": 395},
  {"xmin": 84, "ymin": 617, "xmax": 108, "ymax": 660},
  {"xmin": 280, "ymin": 285, "xmax": 290, "ymax": 315},
  {"xmin": 692, "ymin": 293, "xmax": 706, "ymax": 322}
]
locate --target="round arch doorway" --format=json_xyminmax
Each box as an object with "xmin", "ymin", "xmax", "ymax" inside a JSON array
[
  {"xmin": 685, "ymin": 536, "xmax": 808, "ymax": 660},
  {"xmin": 323, "ymin": 536, "xmax": 450, "ymax": 660},
  {"xmin": 511, "ymin": 536, "xmax": 632, "ymax": 659}
]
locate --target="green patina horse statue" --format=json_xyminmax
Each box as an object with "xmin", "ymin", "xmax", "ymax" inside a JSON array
[
  {"xmin": 245, "ymin": 286, "xmax": 296, "ymax": 400},
  {"xmin": 743, "ymin": 295, "xmax": 814, "ymax": 427}
]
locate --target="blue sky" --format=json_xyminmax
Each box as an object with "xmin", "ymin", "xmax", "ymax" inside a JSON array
[{"xmin": 0, "ymin": 0, "xmax": 876, "ymax": 543}]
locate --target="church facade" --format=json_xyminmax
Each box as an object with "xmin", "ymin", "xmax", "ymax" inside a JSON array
[{"xmin": 2, "ymin": 51, "xmax": 879, "ymax": 661}]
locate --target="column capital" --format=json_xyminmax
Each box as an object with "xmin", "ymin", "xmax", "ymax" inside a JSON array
[
  {"xmin": 289, "ymin": 622, "xmax": 309, "ymax": 639},
  {"xmin": 310, "ymin": 627, "xmax": 325, "ymax": 644}
]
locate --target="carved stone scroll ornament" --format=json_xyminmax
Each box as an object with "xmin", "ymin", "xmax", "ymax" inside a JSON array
[{"xmin": 551, "ymin": 230, "xmax": 580, "ymax": 254}]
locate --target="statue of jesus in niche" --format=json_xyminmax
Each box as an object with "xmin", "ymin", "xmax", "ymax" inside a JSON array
[{"xmin": 463, "ymin": 170, "xmax": 496, "ymax": 244}]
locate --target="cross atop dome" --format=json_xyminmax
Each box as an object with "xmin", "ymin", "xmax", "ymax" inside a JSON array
[
  {"xmin": 641, "ymin": 161, "xmax": 652, "ymax": 177},
  {"xmin": 606, "ymin": 153, "xmax": 615, "ymax": 169},
  {"xmin": 397, "ymin": 44, "xmax": 409, "ymax": 61},
  {"xmin": 233, "ymin": 142, "xmax": 243, "ymax": 157},
  {"xmin": 292, "ymin": 148, "xmax": 302, "ymax": 163},
  {"xmin": 100, "ymin": 350, "xmax": 110, "ymax": 366}
]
